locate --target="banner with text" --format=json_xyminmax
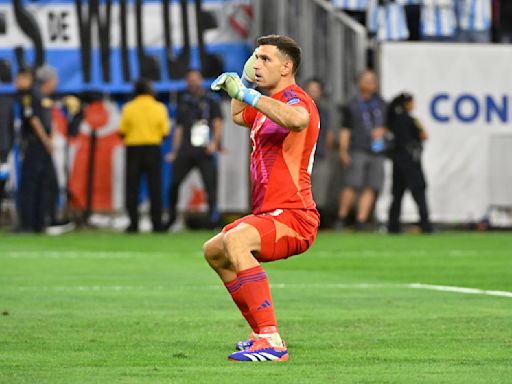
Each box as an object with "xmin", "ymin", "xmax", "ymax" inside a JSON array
[
  {"xmin": 378, "ymin": 43, "xmax": 512, "ymax": 223},
  {"xmin": 0, "ymin": 0, "xmax": 253, "ymax": 93}
]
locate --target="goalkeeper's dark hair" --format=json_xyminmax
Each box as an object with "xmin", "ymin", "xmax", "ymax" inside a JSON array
[{"xmin": 256, "ymin": 35, "xmax": 301, "ymax": 74}]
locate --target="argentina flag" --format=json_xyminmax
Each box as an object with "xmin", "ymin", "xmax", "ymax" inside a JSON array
[
  {"xmin": 332, "ymin": 0, "xmax": 368, "ymax": 11},
  {"xmin": 0, "ymin": 0, "xmax": 253, "ymax": 93},
  {"xmin": 368, "ymin": 0, "xmax": 409, "ymax": 41},
  {"xmin": 396, "ymin": 0, "xmax": 422, "ymax": 4},
  {"xmin": 458, "ymin": 0, "xmax": 491, "ymax": 31},
  {"xmin": 421, "ymin": 0, "xmax": 457, "ymax": 37}
]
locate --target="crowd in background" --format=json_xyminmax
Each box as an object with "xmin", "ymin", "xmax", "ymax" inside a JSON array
[
  {"xmin": 0, "ymin": 66, "xmax": 226, "ymax": 235},
  {"xmin": 0, "ymin": 65, "xmax": 76, "ymax": 234},
  {"xmin": 306, "ymin": 71, "xmax": 432, "ymax": 234},
  {"xmin": 332, "ymin": 0, "xmax": 512, "ymax": 43},
  {"xmin": 1, "ymin": 63, "xmax": 428, "ymax": 235},
  {"xmin": 1, "ymin": 0, "xmax": 509, "ymax": 235}
]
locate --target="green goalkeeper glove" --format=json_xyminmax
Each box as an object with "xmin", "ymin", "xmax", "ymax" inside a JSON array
[
  {"xmin": 241, "ymin": 52, "xmax": 256, "ymax": 88},
  {"xmin": 211, "ymin": 72, "xmax": 261, "ymax": 107}
]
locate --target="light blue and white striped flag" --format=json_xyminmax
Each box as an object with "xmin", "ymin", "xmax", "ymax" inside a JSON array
[
  {"xmin": 396, "ymin": 0, "xmax": 422, "ymax": 5},
  {"xmin": 421, "ymin": 0, "xmax": 457, "ymax": 37},
  {"xmin": 332, "ymin": 0, "xmax": 368, "ymax": 11},
  {"xmin": 368, "ymin": 0, "xmax": 409, "ymax": 41},
  {"xmin": 457, "ymin": 0, "xmax": 491, "ymax": 31}
]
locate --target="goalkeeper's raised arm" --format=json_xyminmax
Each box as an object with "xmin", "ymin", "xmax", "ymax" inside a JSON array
[{"xmin": 211, "ymin": 39, "xmax": 310, "ymax": 132}]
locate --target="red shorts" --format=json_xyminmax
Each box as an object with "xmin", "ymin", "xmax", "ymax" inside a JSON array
[{"xmin": 223, "ymin": 208, "xmax": 320, "ymax": 262}]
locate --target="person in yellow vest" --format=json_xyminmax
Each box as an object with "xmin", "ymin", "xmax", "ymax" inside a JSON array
[{"xmin": 119, "ymin": 79, "xmax": 170, "ymax": 233}]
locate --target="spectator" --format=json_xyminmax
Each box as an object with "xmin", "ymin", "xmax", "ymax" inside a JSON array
[
  {"xmin": 397, "ymin": 0, "xmax": 423, "ymax": 40},
  {"xmin": 332, "ymin": 0, "xmax": 368, "ymax": 25},
  {"xmin": 18, "ymin": 66, "xmax": 57, "ymax": 233},
  {"xmin": 367, "ymin": 0, "xmax": 410, "ymax": 41},
  {"xmin": 45, "ymin": 95, "xmax": 82, "ymax": 235},
  {"xmin": 387, "ymin": 93, "xmax": 432, "ymax": 233},
  {"xmin": 456, "ymin": 0, "xmax": 492, "ymax": 43},
  {"xmin": 0, "ymin": 69, "xmax": 19, "ymax": 222},
  {"xmin": 119, "ymin": 79, "xmax": 170, "ymax": 233},
  {"xmin": 338, "ymin": 69, "xmax": 387, "ymax": 230},
  {"xmin": 305, "ymin": 78, "xmax": 335, "ymax": 228},
  {"xmin": 165, "ymin": 69, "xmax": 223, "ymax": 229},
  {"xmin": 421, "ymin": 0, "xmax": 457, "ymax": 41},
  {"xmin": 496, "ymin": 0, "xmax": 512, "ymax": 43}
]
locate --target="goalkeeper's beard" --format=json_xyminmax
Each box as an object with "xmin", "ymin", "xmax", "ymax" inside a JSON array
[{"xmin": 254, "ymin": 78, "xmax": 271, "ymax": 92}]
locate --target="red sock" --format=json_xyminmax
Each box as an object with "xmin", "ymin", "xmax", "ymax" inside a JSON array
[
  {"xmin": 237, "ymin": 265, "xmax": 277, "ymax": 334},
  {"xmin": 224, "ymin": 278, "xmax": 258, "ymax": 333}
]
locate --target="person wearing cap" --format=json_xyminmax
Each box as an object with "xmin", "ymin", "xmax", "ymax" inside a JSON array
[{"xmin": 18, "ymin": 65, "xmax": 58, "ymax": 233}]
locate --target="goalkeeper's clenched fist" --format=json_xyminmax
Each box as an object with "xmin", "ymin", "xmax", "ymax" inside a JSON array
[
  {"xmin": 211, "ymin": 52, "xmax": 259, "ymax": 105},
  {"xmin": 211, "ymin": 72, "xmax": 261, "ymax": 107},
  {"xmin": 241, "ymin": 52, "xmax": 256, "ymax": 87}
]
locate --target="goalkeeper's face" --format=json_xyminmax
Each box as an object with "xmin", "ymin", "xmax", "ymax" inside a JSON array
[{"xmin": 253, "ymin": 45, "xmax": 292, "ymax": 90}]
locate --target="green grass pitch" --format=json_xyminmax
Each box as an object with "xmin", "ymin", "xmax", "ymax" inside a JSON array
[{"xmin": 1, "ymin": 231, "xmax": 511, "ymax": 383}]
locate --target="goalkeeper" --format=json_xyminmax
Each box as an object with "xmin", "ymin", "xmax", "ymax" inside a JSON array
[{"xmin": 204, "ymin": 35, "xmax": 320, "ymax": 362}]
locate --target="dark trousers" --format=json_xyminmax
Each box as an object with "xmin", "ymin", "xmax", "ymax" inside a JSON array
[
  {"xmin": 47, "ymin": 162, "xmax": 59, "ymax": 224},
  {"xmin": 125, "ymin": 145, "xmax": 163, "ymax": 231},
  {"xmin": 168, "ymin": 150, "xmax": 217, "ymax": 226},
  {"xmin": 388, "ymin": 155, "xmax": 432, "ymax": 233},
  {"xmin": 19, "ymin": 142, "xmax": 53, "ymax": 232}
]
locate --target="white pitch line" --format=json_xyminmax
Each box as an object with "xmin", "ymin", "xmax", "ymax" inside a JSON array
[
  {"xmin": 406, "ymin": 283, "xmax": 512, "ymax": 298},
  {"xmin": 10, "ymin": 282, "xmax": 512, "ymax": 298},
  {"xmin": 275, "ymin": 283, "xmax": 512, "ymax": 298},
  {"xmin": 270, "ymin": 283, "xmax": 391, "ymax": 289}
]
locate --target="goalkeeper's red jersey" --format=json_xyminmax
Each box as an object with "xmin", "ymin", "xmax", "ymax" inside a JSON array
[{"xmin": 242, "ymin": 84, "xmax": 320, "ymax": 215}]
